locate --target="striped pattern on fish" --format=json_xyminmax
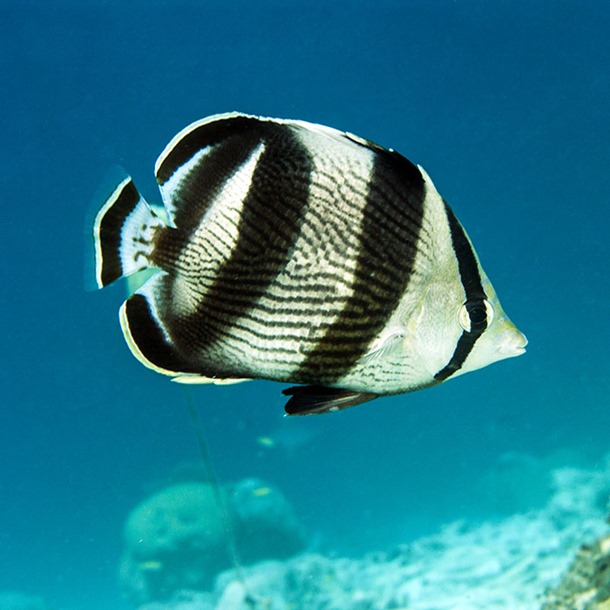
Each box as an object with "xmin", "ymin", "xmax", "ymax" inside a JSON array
[{"xmin": 92, "ymin": 113, "xmax": 527, "ymax": 415}]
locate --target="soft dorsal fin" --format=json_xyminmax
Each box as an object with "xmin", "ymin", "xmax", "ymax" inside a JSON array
[
  {"xmin": 282, "ymin": 386, "xmax": 378, "ymax": 416},
  {"xmin": 154, "ymin": 114, "xmax": 269, "ymax": 229}
]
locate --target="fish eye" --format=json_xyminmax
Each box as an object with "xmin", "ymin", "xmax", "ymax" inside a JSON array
[{"xmin": 458, "ymin": 299, "xmax": 494, "ymax": 333}]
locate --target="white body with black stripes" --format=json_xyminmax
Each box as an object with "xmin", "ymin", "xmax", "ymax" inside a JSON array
[{"xmin": 92, "ymin": 113, "xmax": 526, "ymax": 414}]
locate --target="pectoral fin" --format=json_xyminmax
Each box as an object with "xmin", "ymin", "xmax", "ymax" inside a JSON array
[{"xmin": 356, "ymin": 329, "xmax": 406, "ymax": 365}]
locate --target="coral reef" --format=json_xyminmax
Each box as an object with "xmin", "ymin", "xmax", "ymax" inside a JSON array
[
  {"xmin": 473, "ymin": 449, "xmax": 588, "ymax": 516},
  {"xmin": 227, "ymin": 478, "xmax": 306, "ymax": 564},
  {"xmin": 5, "ymin": 454, "xmax": 608, "ymax": 610},
  {"xmin": 119, "ymin": 481, "xmax": 230, "ymax": 605},
  {"xmin": 120, "ymin": 478, "xmax": 305, "ymax": 606},
  {"xmin": 135, "ymin": 458, "xmax": 610, "ymax": 610},
  {"xmin": 542, "ymin": 531, "xmax": 610, "ymax": 609}
]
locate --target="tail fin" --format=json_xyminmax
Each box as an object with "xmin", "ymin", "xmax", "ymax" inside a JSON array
[{"xmin": 92, "ymin": 176, "xmax": 165, "ymax": 289}]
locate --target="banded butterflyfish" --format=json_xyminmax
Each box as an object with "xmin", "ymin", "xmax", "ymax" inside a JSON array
[{"xmin": 92, "ymin": 113, "xmax": 527, "ymax": 415}]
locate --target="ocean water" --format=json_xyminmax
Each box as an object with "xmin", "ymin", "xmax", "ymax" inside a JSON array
[{"xmin": 1, "ymin": 1, "xmax": 609, "ymax": 609}]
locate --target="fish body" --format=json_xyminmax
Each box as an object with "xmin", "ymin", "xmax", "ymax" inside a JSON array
[{"xmin": 93, "ymin": 113, "xmax": 526, "ymax": 414}]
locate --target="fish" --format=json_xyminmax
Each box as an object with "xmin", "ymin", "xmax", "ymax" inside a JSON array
[
  {"xmin": 256, "ymin": 419, "xmax": 321, "ymax": 456},
  {"xmin": 251, "ymin": 486, "xmax": 272, "ymax": 497},
  {"xmin": 92, "ymin": 112, "xmax": 527, "ymax": 415},
  {"xmin": 256, "ymin": 436, "xmax": 276, "ymax": 448}
]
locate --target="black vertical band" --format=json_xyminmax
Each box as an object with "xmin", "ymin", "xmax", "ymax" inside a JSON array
[
  {"xmin": 296, "ymin": 149, "xmax": 425, "ymax": 382},
  {"xmin": 434, "ymin": 202, "xmax": 487, "ymax": 382}
]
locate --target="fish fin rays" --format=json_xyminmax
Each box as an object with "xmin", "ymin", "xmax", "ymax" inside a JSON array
[
  {"xmin": 282, "ymin": 385, "xmax": 378, "ymax": 416},
  {"xmin": 356, "ymin": 329, "xmax": 407, "ymax": 365},
  {"xmin": 92, "ymin": 175, "xmax": 165, "ymax": 289}
]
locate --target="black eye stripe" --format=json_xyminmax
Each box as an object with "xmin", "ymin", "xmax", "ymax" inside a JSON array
[
  {"xmin": 466, "ymin": 299, "xmax": 488, "ymax": 332},
  {"xmin": 434, "ymin": 203, "xmax": 488, "ymax": 382}
]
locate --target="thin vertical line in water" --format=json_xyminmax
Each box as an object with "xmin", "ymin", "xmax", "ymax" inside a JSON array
[{"xmin": 181, "ymin": 386, "xmax": 247, "ymax": 585}]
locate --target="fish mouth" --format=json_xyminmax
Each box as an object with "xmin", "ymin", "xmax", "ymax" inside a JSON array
[{"xmin": 498, "ymin": 330, "xmax": 528, "ymax": 357}]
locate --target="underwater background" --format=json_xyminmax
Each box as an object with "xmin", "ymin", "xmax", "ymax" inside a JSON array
[{"xmin": 1, "ymin": 1, "xmax": 609, "ymax": 608}]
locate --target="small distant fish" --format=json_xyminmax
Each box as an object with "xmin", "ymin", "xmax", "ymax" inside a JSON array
[
  {"xmin": 92, "ymin": 113, "xmax": 526, "ymax": 415},
  {"xmin": 138, "ymin": 560, "xmax": 163, "ymax": 571},
  {"xmin": 256, "ymin": 419, "xmax": 321, "ymax": 458},
  {"xmin": 251, "ymin": 486, "xmax": 272, "ymax": 497},
  {"xmin": 256, "ymin": 436, "xmax": 276, "ymax": 448}
]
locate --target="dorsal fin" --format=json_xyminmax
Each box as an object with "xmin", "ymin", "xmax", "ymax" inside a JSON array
[{"xmin": 154, "ymin": 114, "xmax": 271, "ymax": 230}]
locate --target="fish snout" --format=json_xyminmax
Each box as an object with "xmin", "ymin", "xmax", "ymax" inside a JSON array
[{"xmin": 497, "ymin": 323, "xmax": 528, "ymax": 357}]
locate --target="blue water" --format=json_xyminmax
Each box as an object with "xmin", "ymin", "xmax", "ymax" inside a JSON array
[{"xmin": 1, "ymin": 1, "xmax": 609, "ymax": 608}]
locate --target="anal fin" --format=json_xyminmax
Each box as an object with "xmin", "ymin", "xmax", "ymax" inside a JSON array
[
  {"xmin": 121, "ymin": 274, "xmax": 248, "ymax": 384},
  {"xmin": 120, "ymin": 291, "xmax": 194, "ymax": 377},
  {"xmin": 282, "ymin": 385, "xmax": 378, "ymax": 416}
]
